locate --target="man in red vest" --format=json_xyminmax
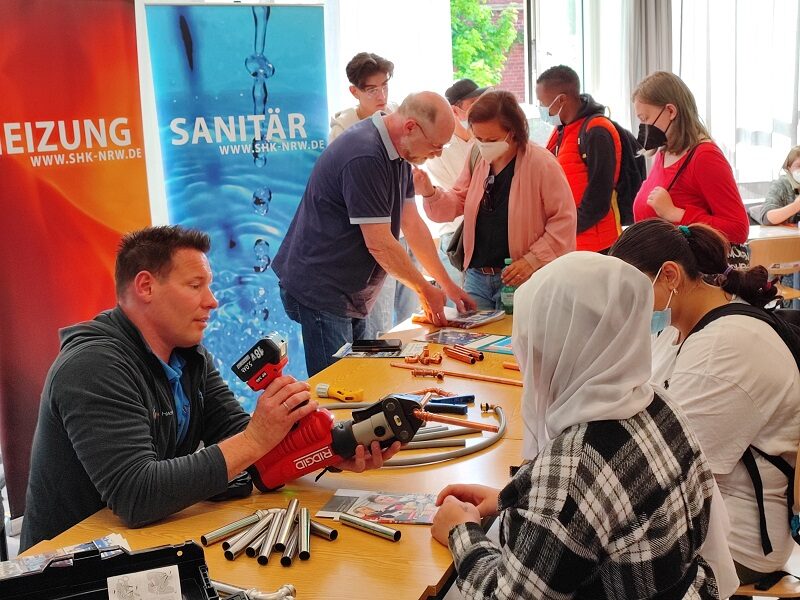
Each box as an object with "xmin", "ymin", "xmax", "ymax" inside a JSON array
[{"xmin": 536, "ymin": 65, "xmax": 622, "ymax": 253}]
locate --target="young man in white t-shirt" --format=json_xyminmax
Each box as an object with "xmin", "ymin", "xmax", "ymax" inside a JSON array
[{"xmin": 329, "ymin": 52, "xmax": 397, "ymax": 142}]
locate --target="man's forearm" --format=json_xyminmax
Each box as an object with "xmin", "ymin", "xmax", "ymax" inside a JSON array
[
  {"xmin": 402, "ymin": 216, "xmax": 456, "ymax": 289},
  {"xmin": 218, "ymin": 431, "xmax": 267, "ymax": 480},
  {"xmin": 369, "ymin": 238, "xmax": 429, "ymax": 293}
]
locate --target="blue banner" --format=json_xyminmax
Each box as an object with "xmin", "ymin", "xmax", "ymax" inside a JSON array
[{"xmin": 146, "ymin": 4, "xmax": 326, "ymax": 409}]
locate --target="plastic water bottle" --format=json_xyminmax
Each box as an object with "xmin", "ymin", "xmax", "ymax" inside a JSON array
[{"xmin": 501, "ymin": 258, "xmax": 515, "ymax": 315}]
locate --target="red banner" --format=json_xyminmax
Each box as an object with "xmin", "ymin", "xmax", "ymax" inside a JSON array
[{"xmin": 0, "ymin": 0, "xmax": 150, "ymax": 518}]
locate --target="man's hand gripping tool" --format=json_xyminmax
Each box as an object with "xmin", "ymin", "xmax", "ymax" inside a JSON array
[{"xmin": 232, "ymin": 334, "xmax": 423, "ymax": 492}]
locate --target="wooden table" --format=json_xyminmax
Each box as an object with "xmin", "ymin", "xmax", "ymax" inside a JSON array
[
  {"xmin": 22, "ymin": 318, "xmax": 523, "ymax": 600},
  {"xmin": 748, "ymin": 224, "xmax": 800, "ymax": 240},
  {"xmin": 748, "ymin": 225, "xmax": 800, "ymax": 302}
]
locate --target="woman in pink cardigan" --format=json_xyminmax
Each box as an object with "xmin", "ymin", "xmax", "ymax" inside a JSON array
[{"xmin": 414, "ymin": 90, "xmax": 576, "ymax": 309}]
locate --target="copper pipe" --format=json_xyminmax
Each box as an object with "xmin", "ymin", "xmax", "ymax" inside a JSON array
[
  {"xmin": 409, "ymin": 367, "xmax": 445, "ymax": 380},
  {"xmin": 453, "ymin": 345, "xmax": 484, "ymax": 360},
  {"xmin": 411, "ymin": 387, "xmax": 454, "ymax": 396},
  {"xmin": 502, "ymin": 361, "xmax": 520, "ymax": 371},
  {"xmin": 391, "ymin": 362, "xmax": 522, "ymax": 387},
  {"xmin": 443, "ymin": 347, "xmax": 476, "ymax": 364},
  {"xmin": 413, "ymin": 409, "xmax": 499, "ymax": 433}
]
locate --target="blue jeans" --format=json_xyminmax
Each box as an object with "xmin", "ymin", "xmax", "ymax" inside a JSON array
[
  {"xmin": 463, "ymin": 268, "xmax": 503, "ymax": 310},
  {"xmin": 280, "ymin": 287, "xmax": 366, "ymax": 377}
]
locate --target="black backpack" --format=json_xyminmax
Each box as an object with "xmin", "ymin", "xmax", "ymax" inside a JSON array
[
  {"xmin": 682, "ymin": 304, "xmax": 800, "ymax": 556},
  {"xmin": 577, "ymin": 114, "xmax": 647, "ymax": 226}
]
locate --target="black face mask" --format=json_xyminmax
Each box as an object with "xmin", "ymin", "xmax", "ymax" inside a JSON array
[{"xmin": 637, "ymin": 106, "xmax": 671, "ymax": 150}]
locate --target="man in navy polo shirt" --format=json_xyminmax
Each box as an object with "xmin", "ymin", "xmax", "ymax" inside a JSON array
[{"xmin": 273, "ymin": 92, "xmax": 475, "ymax": 376}]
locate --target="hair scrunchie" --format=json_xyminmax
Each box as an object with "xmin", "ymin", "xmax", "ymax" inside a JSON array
[
  {"xmin": 678, "ymin": 225, "xmax": 692, "ymax": 238},
  {"xmin": 715, "ymin": 264, "xmax": 734, "ymax": 286}
]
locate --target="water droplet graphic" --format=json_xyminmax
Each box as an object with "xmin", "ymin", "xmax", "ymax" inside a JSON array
[
  {"xmin": 251, "ymin": 137, "xmax": 268, "ymax": 168},
  {"xmin": 253, "ymin": 238, "xmax": 271, "ymax": 272},
  {"xmin": 262, "ymin": 308, "xmax": 270, "ymax": 321},
  {"xmin": 252, "ymin": 187, "xmax": 272, "ymax": 216},
  {"xmin": 245, "ymin": 54, "xmax": 275, "ymax": 79}
]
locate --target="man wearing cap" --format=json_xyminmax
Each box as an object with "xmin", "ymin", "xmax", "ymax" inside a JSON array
[
  {"xmin": 273, "ymin": 92, "xmax": 476, "ymax": 376},
  {"xmin": 422, "ymin": 79, "xmax": 489, "ymax": 283}
]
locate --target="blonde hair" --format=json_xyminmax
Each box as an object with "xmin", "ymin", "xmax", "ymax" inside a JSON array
[
  {"xmin": 632, "ymin": 71, "xmax": 710, "ymax": 154},
  {"xmin": 782, "ymin": 146, "xmax": 800, "ymax": 171}
]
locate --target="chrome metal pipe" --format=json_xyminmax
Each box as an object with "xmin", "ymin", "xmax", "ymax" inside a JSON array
[
  {"xmin": 339, "ymin": 512, "xmax": 401, "ymax": 541},
  {"xmin": 310, "ymin": 519, "xmax": 338, "ymax": 541},
  {"xmin": 225, "ymin": 512, "xmax": 273, "ymax": 561},
  {"xmin": 246, "ymin": 528, "xmax": 271, "ymax": 558},
  {"xmin": 274, "ymin": 498, "xmax": 299, "ymax": 552},
  {"xmin": 212, "ymin": 580, "xmax": 296, "ymax": 600},
  {"xmin": 400, "ymin": 439, "xmax": 466, "ymax": 450},
  {"xmin": 221, "ymin": 528, "xmax": 249, "ymax": 551},
  {"xmin": 280, "ymin": 525, "xmax": 299, "ymax": 567},
  {"xmin": 258, "ymin": 508, "xmax": 285, "ymax": 565},
  {"xmin": 298, "ymin": 508, "xmax": 311, "ymax": 560},
  {"xmin": 201, "ymin": 509, "xmax": 268, "ymax": 546}
]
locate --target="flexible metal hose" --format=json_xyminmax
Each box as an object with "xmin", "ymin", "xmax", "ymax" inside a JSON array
[{"xmin": 322, "ymin": 403, "xmax": 507, "ymax": 467}]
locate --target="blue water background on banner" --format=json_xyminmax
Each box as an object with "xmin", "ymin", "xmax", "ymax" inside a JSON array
[{"xmin": 146, "ymin": 5, "xmax": 327, "ymax": 411}]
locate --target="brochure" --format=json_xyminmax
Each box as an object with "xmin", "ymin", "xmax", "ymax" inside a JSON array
[
  {"xmin": 477, "ymin": 335, "xmax": 514, "ymax": 355},
  {"xmin": 316, "ymin": 489, "xmax": 438, "ymax": 525},
  {"xmin": 412, "ymin": 307, "xmax": 506, "ymax": 329},
  {"xmin": 416, "ymin": 328, "xmax": 512, "ymax": 354}
]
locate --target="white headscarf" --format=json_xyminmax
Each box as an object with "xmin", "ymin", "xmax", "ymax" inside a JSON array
[{"xmin": 513, "ymin": 252, "xmax": 655, "ymax": 458}]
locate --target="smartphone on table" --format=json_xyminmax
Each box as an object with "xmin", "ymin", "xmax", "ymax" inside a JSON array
[{"xmin": 351, "ymin": 338, "xmax": 403, "ymax": 352}]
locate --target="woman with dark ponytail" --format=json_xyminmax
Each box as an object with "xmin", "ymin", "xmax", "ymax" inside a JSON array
[{"xmin": 610, "ymin": 218, "xmax": 800, "ymax": 591}]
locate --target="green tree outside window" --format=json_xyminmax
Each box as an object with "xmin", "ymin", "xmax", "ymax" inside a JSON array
[{"xmin": 451, "ymin": 0, "xmax": 519, "ymax": 86}]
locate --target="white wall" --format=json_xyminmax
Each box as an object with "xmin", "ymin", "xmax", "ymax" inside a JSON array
[{"xmin": 324, "ymin": 0, "xmax": 454, "ymax": 115}]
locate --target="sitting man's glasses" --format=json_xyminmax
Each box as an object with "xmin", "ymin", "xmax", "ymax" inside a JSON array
[
  {"xmin": 360, "ymin": 83, "xmax": 389, "ymax": 99},
  {"xmin": 481, "ymin": 174, "xmax": 496, "ymax": 212}
]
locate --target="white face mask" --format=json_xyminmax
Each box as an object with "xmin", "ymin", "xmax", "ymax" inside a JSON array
[
  {"xmin": 476, "ymin": 133, "xmax": 510, "ymax": 162},
  {"xmin": 538, "ymin": 94, "xmax": 564, "ymax": 127},
  {"xmin": 791, "ymin": 169, "xmax": 800, "ymax": 184}
]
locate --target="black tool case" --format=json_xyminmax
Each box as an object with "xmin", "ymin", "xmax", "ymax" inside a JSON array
[{"xmin": 0, "ymin": 540, "xmax": 222, "ymax": 599}]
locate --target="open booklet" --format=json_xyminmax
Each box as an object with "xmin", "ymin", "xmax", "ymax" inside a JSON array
[
  {"xmin": 416, "ymin": 328, "xmax": 513, "ymax": 355},
  {"xmin": 316, "ymin": 489, "xmax": 438, "ymax": 525},
  {"xmin": 412, "ymin": 307, "xmax": 506, "ymax": 329}
]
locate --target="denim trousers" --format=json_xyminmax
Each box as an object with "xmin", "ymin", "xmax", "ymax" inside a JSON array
[
  {"xmin": 280, "ymin": 287, "xmax": 366, "ymax": 377},
  {"xmin": 463, "ymin": 268, "xmax": 503, "ymax": 310}
]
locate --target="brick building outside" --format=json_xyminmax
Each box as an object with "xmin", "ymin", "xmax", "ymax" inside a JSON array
[{"xmin": 485, "ymin": 1, "xmax": 527, "ymax": 102}]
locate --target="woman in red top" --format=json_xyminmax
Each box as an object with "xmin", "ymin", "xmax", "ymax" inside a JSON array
[{"xmin": 632, "ymin": 72, "xmax": 749, "ymax": 248}]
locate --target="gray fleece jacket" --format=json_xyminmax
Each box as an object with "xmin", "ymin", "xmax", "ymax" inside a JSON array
[
  {"xmin": 20, "ymin": 307, "xmax": 249, "ymax": 550},
  {"xmin": 748, "ymin": 174, "xmax": 800, "ymax": 224}
]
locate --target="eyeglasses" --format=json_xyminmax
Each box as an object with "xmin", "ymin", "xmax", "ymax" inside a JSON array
[
  {"xmin": 481, "ymin": 174, "xmax": 496, "ymax": 212},
  {"xmin": 413, "ymin": 121, "xmax": 446, "ymax": 152},
  {"xmin": 359, "ymin": 83, "xmax": 389, "ymax": 99}
]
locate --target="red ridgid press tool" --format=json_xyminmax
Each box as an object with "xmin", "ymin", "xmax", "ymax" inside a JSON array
[{"xmin": 232, "ymin": 334, "xmax": 425, "ymax": 492}]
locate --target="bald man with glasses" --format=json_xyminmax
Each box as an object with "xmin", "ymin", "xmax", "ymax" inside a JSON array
[{"xmin": 274, "ymin": 92, "xmax": 476, "ymax": 376}]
